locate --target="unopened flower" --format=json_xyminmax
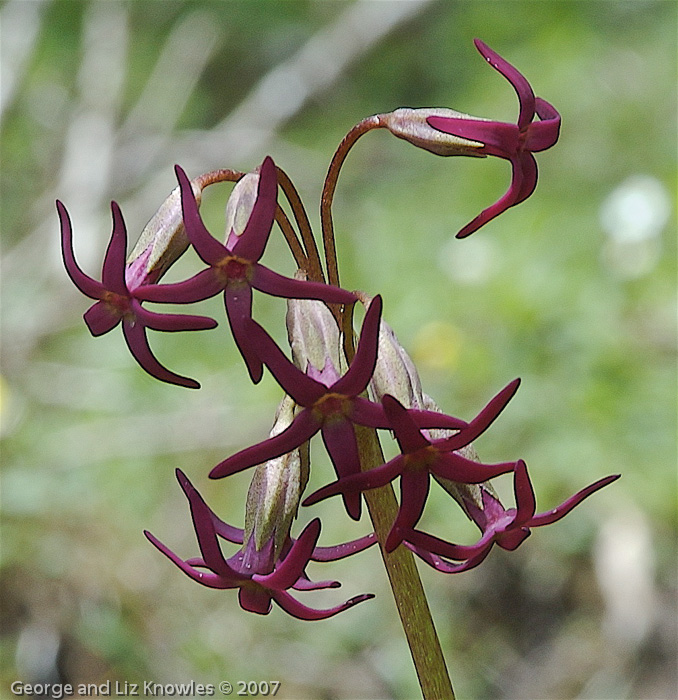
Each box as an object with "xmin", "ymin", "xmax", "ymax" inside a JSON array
[
  {"xmin": 378, "ymin": 107, "xmax": 487, "ymax": 157},
  {"xmin": 403, "ymin": 460, "xmax": 620, "ymax": 568},
  {"xmin": 369, "ymin": 312, "xmax": 426, "ymax": 410},
  {"xmin": 125, "ymin": 176, "xmax": 203, "ymax": 290},
  {"xmin": 305, "ymin": 381, "xmax": 520, "ymax": 551},
  {"xmin": 210, "ymin": 296, "xmax": 469, "ymax": 519},
  {"xmin": 135, "ymin": 156, "xmax": 356, "ymax": 383},
  {"xmin": 427, "ymin": 38, "xmax": 561, "ymax": 238},
  {"xmin": 57, "ymin": 199, "xmax": 217, "ymax": 389},
  {"xmin": 145, "ymin": 469, "xmax": 374, "ymax": 620},
  {"xmin": 286, "ymin": 279, "xmax": 343, "ymax": 378}
]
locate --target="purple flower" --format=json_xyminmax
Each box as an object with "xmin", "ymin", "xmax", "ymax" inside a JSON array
[
  {"xmin": 57, "ymin": 200, "xmax": 217, "ymax": 389},
  {"xmin": 427, "ymin": 38, "xmax": 561, "ymax": 238},
  {"xmin": 135, "ymin": 156, "xmax": 357, "ymax": 383},
  {"xmin": 209, "ymin": 295, "xmax": 469, "ymax": 519},
  {"xmin": 403, "ymin": 460, "xmax": 621, "ymax": 568},
  {"xmin": 304, "ymin": 380, "xmax": 521, "ymax": 552},
  {"xmin": 145, "ymin": 470, "xmax": 374, "ymax": 620}
]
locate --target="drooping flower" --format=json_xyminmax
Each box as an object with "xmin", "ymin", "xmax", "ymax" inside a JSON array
[
  {"xmin": 304, "ymin": 381, "xmax": 521, "ymax": 551},
  {"xmin": 402, "ymin": 460, "xmax": 621, "ymax": 567},
  {"xmin": 145, "ymin": 469, "xmax": 374, "ymax": 620},
  {"xmin": 427, "ymin": 38, "xmax": 561, "ymax": 238},
  {"xmin": 209, "ymin": 295, "xmax": 470, "ymax": 519},
  {"xmin": 57, "ymin": 199, "xmax": 217, "ymax": 389},
  {"xmin": 135, "ymin": 156, "xmax": 357, "ymax": 383}
]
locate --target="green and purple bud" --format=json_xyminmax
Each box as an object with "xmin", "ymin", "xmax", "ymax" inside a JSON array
[
  {"xmin": 240, "ymin": 395, "xmax": 308, "ymax": 574},
  {"xmin": 126, "ymin": 176, "xmax": 205, "ymax": 290},
  {"xmin": 377, "ymin": 107, "xmax": 487, "ymax": 158}
]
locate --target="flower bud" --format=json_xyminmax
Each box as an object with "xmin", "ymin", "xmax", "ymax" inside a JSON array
[
  {"xmin": 225, "ymin": 170, "xmax": 260, "ymax": 247},
  {"xmin": 378, "ymin": 108, "xmax": 487, "ymax": 157},
  {"xmin": 125, "ymin": 178, "xmax": 204, "ymax": 290},
  {"xmin": 422, "ymin": 392, "xmax": 495, "ymax": 515},
  {"xmin": 286, "ymin": 273, "xmax": 343, "ymax": 381},
  {"xmin": 241, "ymin": 395, "xmax": 308, "ymax": 573},
  {"xmin": 369, "ymin": 313, "xmax": 426, "ymax": 410}
]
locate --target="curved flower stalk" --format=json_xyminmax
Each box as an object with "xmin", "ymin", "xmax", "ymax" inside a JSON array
[
  {"xmin": 209, "ymin": 295, "xmax": 470, "ymax": 519},
  {"xmin": 135, "ymin": 156, "xmax": 356, "ymax": 383},
  {"xmin": 145, "ymin": 470, "xmax": 374, "ymax": 620},
  {"xmin": 304, "ymin": 382, "xmax": 521, "ymax": 551},
  {"xmin": 402, "ymin": 460, "xmax": 620, "ymax": 568},
  {"xmin": 57, "ymin": 199, "xmax": 217, "ymax": 389},
  {"xmin": 427, "ymin": 38, "xmax": 561, "ymax": 238}
]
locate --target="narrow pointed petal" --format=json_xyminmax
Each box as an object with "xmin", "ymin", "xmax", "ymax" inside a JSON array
[
  {"xmin": 243, "ymin": 319, "xmax": 324, "ymax": 404},
  {"xmin": 437, "ymin": 378, "xmax": 520, "ymax": 450},
  {"xmin": 408, "ymin": 542, "xmax": 492, "ymax": 574},
  {"xmin": 271, "ymin": 590, "xmax": 374, "ymax": 621},
  {"xmin": 122, "ymin": 321, "xmax": 200, "ymax": 389},
  {"xmin": 101, "ymin": 202, "xmax": 129, "ymax": 295},
  {"xmin": 321, "ymin": 421, "xmax": 363, "ymax": 519},
  {"xmin": 349, "ymin": 397, "xmax": 390, "ymax": 428},
  {"xmin": 525, "ymin": 98, "xmax": 561, "ymax": 151},
  {"xmin": 311, "ymin": 532, "xmax": 377, "ymax": 562},
  {"xmin": 255, "ymin": 519, "xmax": 320, "ymax": 591},
  {"xmin": 238, "ymin": 587, "xmax": 273, "ymax": 615},
  {"xmin": 512, "ymin": 459, "xmax": 537, "ymax": 526},
  {"xmin": 173, "ymin": 469, "xmax": 245, "ymax": 544},
  {"xmin": 212, "ymin": 519, "xmax": 245, "ymax": 544},
  {"xmin": 175, "ymin": 165, "xmax": 228, "ymax": 264},
  {"xmin": 433, "ymin": 451, "xmax": 516, "ymax": 484},
  {"xmin": 175, "ymin": 469, "xmax": 243, "ymax": 580},
  {"xmin": 473, "ymin": 38, "xmax": 535, "ymax": 129},
  {"xmin": 292, "ymin": 574, "xmax": 341, "ymax": 591},
  {"xmin": 303, "ymin": 456, "xmax": 405, "ymax": 508},
  {"xmin": 252, "ymin": 264, "xmax": 356, "ymax": 304},
  {"xmin": 382, "ymin": 395, "xmax": 430, "ymax": 452},
  {"xmin": 134, "ymin": 268, "xmax": 226, "ymax": 304},
  {"xmin": 231, "ymin": 156, "xmax": 278, "ymax": 262},
  {"xmin": 529, "ymin": 474, "xmax": 621, "ymax": 527},
  {"xmin": 513, "ymin": 152, "xmax": 538, "ymax": 204},
  {"xmin": 455, "ymin": 158, "xmax": 526, "ymax": 238},
  {"xmin": 224, "ymin": 286, "xmax": 264, "ymax": 383},
  {"xmin": 385, "ymin": 473, "xmax": 430, "ymax": 552},
  {"xmin": 427, "ymin": 116, "xmax": 519, "ymax": 157},
  {"xmin": 333, "ymin": 295, "xmax": 382, "ymax": 396},
  {"xmin": 83, "ymin": 301, "xmax": 121, "ymax": 336},
  {"xmin": 408, "ymin": 409, "xmax": 468, "ymax": 431},
  {"xmin": 57, "ymin": 200, "xmax": 107, "ymax": 299},
  {"xmin": 209, "ymin": 409, "xmax": 319, "ymax": 479},
  {"xmin": 134, "ymin": 302, "xmax": 217, "ymax": 332},
  {"xmin": 144, "ymin": 531, "xmax": 238, "ymax": 590},
  {"xmin": 405, "ymin": 526, "xmax": 495, "ymax": 561}
]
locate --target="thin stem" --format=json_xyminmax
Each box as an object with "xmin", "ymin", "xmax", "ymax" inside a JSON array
[
  {"xmin": 274, "ymin": 204, "xmax": 310, "ymax": 271},
  {"xmin": 276, "ymin": 166, "xmax": 325, "ymax": 283},
  {"xmin": 195, "ymin": 168, "xmax": 244, "ymax": 189},
  {"xmin": 320, "ymin": 115, "xmax": 383, "ymax": 291},
  {"xmin": 344, "ymin": 315, "xmax": 455, "ymax": 700}
]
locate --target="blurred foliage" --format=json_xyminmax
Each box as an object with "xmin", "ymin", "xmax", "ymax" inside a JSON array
[{"xmin": 1, "ymin": 1, "xmax": 676, "ymax": 699}]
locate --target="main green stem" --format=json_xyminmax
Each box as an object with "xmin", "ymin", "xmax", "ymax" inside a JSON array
[
  {"xmin": 323, "ymin": 121, "xmax": 455, "ymax": 699},
  {"xmin": 354, "ymin": 424, "xmax": 455, "ymax": 700}
]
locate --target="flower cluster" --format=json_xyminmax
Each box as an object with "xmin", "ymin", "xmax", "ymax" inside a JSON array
[{"xmin": 58, "ymin": 40, "xmax": 617, "ymax": 620}]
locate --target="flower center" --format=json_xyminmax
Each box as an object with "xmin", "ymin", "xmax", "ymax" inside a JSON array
[
  {"xmin": 102, "ymin": 291, "xmax": 133, "ymax": 320},
  {"xmin": 312, "ymin": 393, "xmax": 352, "ymax": 421},
  {"xmin": 402, "ymin": 447, "xmax": 438, "ymax": 473},
  {"xmin": 216, "ymin": 255, "xmax": 253, "ymax": 284}
]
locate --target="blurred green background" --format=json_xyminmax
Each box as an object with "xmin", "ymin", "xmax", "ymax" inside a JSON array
[{"xmin": 1, "ymin": 1, "xmax": 676, "ymax": 698}]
